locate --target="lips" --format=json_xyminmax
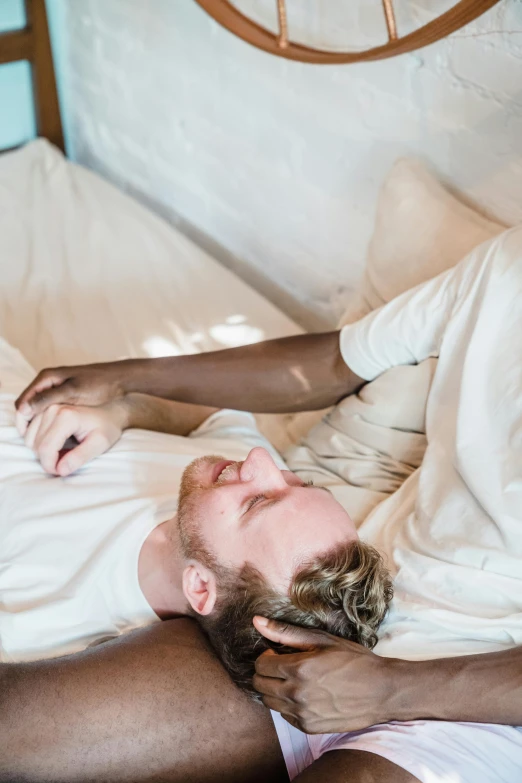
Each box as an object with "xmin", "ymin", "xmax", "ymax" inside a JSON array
[{"xmin": 211, "ymin": 459, "xmax": 236, "ymax": 485}]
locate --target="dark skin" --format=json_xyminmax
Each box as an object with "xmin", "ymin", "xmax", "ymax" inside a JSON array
[
  {"xmin": 252, "ymin": 619, "xmax": 522, "ymax": 734},
  {"xmin": 0, "ymin": 620, "xmax": 284, "ymax": 783},
  {"xmin": 15, "ymin": 332, "xmax": 363, "ymax": 416},
  {"xmin": 294, "ymin": 750, "xmax": 419, "ymax": 783},
  {"xmin": 0, "ymin": 618, "xmax": 416, "ymax": 783}
]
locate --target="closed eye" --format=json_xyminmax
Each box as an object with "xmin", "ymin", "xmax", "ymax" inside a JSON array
[
  {"xmin": 303, "ymin": 479, "xmax": 332, "ymax": 495},
  {"xmin": 246, "ymin": 494, "xmax": 266, "ymax": 511}
]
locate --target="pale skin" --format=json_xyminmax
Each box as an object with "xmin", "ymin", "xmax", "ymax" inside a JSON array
[{"xmin": 9, "ymin": 333, "xmax": 522, "ymax": 779}]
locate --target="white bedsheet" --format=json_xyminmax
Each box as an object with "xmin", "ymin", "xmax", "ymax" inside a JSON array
[{"xmin": 0, "ymin": 140, "xmax": 300, "ymax": 368}]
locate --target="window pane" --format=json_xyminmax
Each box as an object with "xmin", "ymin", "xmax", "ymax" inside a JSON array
[
  {"xmin": 0, "ymin": 61, "xmax": 36, "ymax": 149},
  {"xmin": 0, "ymin": 0, "xmax": 26, "ymax": 32}
]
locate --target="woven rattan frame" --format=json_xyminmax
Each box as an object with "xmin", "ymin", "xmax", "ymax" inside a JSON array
[{"xmin": 193, "ymin": 0, "xmax": 502, "ymax": 64}]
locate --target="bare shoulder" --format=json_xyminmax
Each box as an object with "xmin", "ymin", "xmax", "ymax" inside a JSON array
[
  {"xmin": 1, "ymin": 620, "xmax": 287, "ymax": 783},
  {"xmin": 294, "ymin": 749, "xmax": 420, "ymax": 783}
]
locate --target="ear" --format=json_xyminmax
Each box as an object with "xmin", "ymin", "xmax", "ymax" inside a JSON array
[{"xmin": 182, "ymin": 562, "xmax": 217, "ymax": 616}]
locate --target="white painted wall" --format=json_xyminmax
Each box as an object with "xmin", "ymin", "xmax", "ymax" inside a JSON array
[{"xmin": 49, "ymin": 0, "xmax": 522, "ymax": 329}]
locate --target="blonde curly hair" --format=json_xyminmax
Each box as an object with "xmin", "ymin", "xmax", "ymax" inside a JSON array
[{"xmin": 198, "ymin": 539, "xmax": 393, "ymax": 699}]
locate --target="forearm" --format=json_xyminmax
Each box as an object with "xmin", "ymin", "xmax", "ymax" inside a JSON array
[
  {"xmin": 390, "ymin": 646, "xmax": 522, "ymax": 725},
  {"xmin": 120, "ymin": 332, "xmax": 363, "ymax": 413},
  {"xmin": 120, "ymin": 393, "xmax": 218, "ymax": 437}
]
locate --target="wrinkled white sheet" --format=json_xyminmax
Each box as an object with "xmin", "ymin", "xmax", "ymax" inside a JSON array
[
  {"xmin": 285, "ymin": 359, "xmax": 436, "ymax": 525},
  {"xmin": 0, "ymin": 140, "xmax": 300, "ymax": 367}
]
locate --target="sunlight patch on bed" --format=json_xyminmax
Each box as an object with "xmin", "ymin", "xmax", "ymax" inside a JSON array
[
  {"xmin": 226, "ymin": 314, "xmax": 247, "ymax": 325},
  {"xmin": 209, "ymin": 316, "xmax": 265, "ymax": 347},
  {"xmin": 142, "ymin": 336, "xmax": 182, "ymax": 357},
  {"xmin": 421, "ymin": 768, "xmax": 461, "ymax": 783}
]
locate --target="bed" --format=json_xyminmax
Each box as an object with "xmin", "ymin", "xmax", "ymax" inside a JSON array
[{"xmin": 2, "ymin": 6, "xmax": 522, "ymax": 783}]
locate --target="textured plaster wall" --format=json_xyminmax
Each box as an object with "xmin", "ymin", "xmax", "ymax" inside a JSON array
[{"xmin": 50, "ymin": 0, "xmax": 522, "ymax": 329}]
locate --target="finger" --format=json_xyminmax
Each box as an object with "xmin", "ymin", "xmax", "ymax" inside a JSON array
[
  {"xmin": 281, "ymin": 713, "xmax": 301, "ymax": 730},
  {"xmin": 253, "ymin": 616, "xmax": 334, "ymax": 650},
  {"xmin": 16, "ymin": 409, "xmax": 30, "ymax": 437},
  {"xmin": 253, "ymin": 673, "xmax": 292, "ymax": 699},
  {"xmin": 37, "ymin": 410, "xmax": 80, "ymax": 475},
  {"xmin": 24, "ymin": 413, "xmax": 45, "ymax": 450},
  {"xmin": 57, "ymin": 431, "xmax": 108, "ymax": 477},
  {"xmin": 24, "ymin": 381, "xmax": 78, "ymax": 419},
  {"xmin": 255, "ymin": 649, "xmax": 316, "ymax": 679},
  {"xmin": 15, "ymin": 370, "xmax": 67, "ymax": 417},
  {"xmin": 255, "ymin": 649, "xmax": 287, "ymax": 679},
  {"xmin": 32, "ymin": 405, "xmax": 63, "ymax": 453}
]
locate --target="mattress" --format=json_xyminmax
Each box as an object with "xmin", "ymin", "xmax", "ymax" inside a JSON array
[{"xmin": 0, "ymin": 140, "xmax": 301, "ymax": 371}]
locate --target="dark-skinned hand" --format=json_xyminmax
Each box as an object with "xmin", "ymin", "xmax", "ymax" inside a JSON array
[{"xmin": 253, "ymin": 616, "xmax": 402, "ymax": 735}]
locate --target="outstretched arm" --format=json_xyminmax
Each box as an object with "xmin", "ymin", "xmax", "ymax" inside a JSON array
[
  {"xmin": 16, "ymin": 332, "xmax": 364, "ymax": 419},
  {"xmin": 17, "ymin": 246, "xmax": 490, "ymax": 422},
  {"xmin": 253, "ymin": 619, "xmax": 522, "ymax": 734}
]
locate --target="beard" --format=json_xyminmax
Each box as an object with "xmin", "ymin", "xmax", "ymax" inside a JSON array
[
  {"xmin": 177, "ymin": 455, "xmax": 229, "ymax": 568},
  {"xmin": 178, "ymin": 455, "xmax": 224, "ymax": 504},
  {"xmin": 178, "ymin": 455, "xmax": 245, "ymax": 611}
]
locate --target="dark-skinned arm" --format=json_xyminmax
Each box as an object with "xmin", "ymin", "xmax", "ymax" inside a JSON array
[
  {"xmin": 16, "ymin": 332, "xmax": 364, "ymax": 418},
  {"xmin": 253, "ymin": 618, "xmax": 522, "ymax": 734}
]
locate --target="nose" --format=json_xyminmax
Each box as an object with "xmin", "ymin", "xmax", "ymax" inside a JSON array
[{"xmin": 239, "ymin": 447, "xmax": 288, "ymax": 489}]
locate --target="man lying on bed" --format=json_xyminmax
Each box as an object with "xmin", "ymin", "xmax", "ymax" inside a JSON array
[{"xmin": 7, "ymin": 227, "xmax": 522, "ymax": 783}]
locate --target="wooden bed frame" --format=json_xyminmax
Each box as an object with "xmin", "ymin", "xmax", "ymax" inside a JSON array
[{"xmin": 0, "ymin": 0, "xmax": 64, "ymax": 151}]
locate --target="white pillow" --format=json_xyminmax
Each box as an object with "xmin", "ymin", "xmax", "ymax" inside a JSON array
[
  {"xmin": 362, "ymin": 157, "xmax": 506, "ymax": 312},
  {"xmin": 339, "ymin": 158, "xmax": 506, "ymax": 325}
]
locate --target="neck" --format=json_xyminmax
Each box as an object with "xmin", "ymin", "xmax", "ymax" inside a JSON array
[{"xmin": 138, "ymin": 517, "xmax": 188, "ymax": 620}]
